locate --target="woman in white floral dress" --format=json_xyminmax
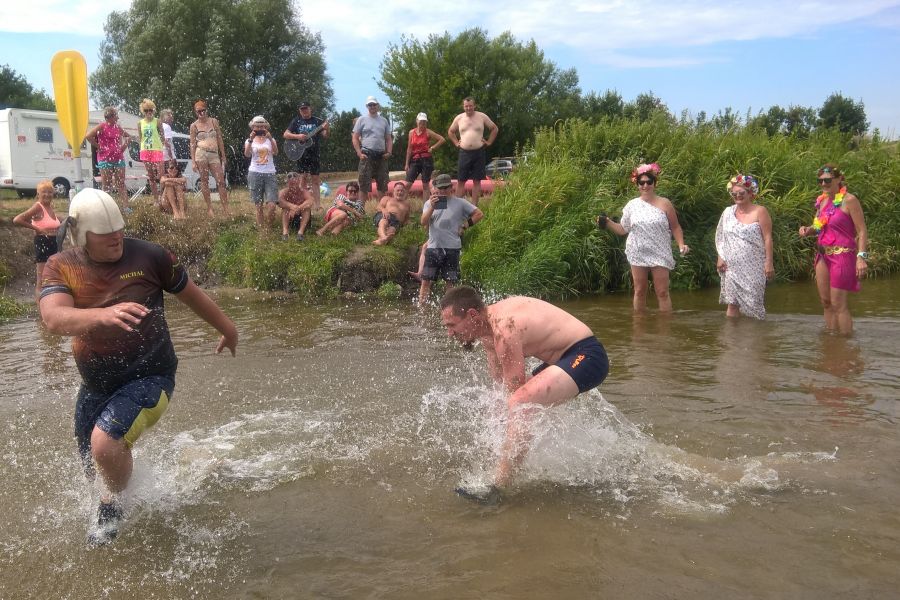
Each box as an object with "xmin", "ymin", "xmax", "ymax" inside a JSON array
[
  {"xmin": 599, "ymin": 163, "xmax": 689, "ymax": 312},
  {"xmin": 715, "ymin": 174, "xmax": 774, "ymax": 319}
]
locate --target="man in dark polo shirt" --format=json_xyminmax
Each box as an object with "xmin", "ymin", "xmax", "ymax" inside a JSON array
[{"xmin": 40, "ymin": 188, "xmax": 238, "ymax": 544}]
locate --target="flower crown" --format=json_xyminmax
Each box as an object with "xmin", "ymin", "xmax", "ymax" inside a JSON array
[
  {"xmin": 631, "ymin": 163, "xmax": 661, "ymax": 183},
  {"xmin": 726, "ymin": 173, "xmax": 759, "ymax": 195}
]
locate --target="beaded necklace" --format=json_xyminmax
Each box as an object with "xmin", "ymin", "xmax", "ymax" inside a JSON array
[{"xmin": 812, "ymin": 186, "xmax": 846, "ymax": 232}]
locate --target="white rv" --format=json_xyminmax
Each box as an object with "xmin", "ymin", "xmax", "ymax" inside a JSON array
[{"xmin": 0, "ymin": 107, "xmax": 217, "ymax": 197}]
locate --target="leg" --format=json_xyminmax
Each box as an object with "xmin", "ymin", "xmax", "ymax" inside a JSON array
[
  {"xmin": 815, "ymin": 259, "xmax": 836, "ymax": 330},
  {"xmin": 726, "ymin": 303, "xmax": 741, "ymax": 318},
  {"xmin": 197, "ymin": 164, "xmax": 214, "ymax": 217},
  {"xmin": 630, "ymin": 265, "xmax": 650, "ymax": 312},
  {"xmin": 325, "ymin": 210, "xmax": 347, "ymax": 235},
  {"xmin": 495, "ymin": 366, "xmax": 580, "ymax": 487},
  {"xmin": 373, "ymin": 218, "xmax": 390, "ymax": 245},
  {"xmin": 100, "ymin": 169, "xmax": 112, "ymax": 195},
  {"xmin": 418, "ymin": 279, "xmax": 433, "ymax": 306},
  {"xmin": 456, "ymin": 180, "xmax": 466, "ymax": 200},
  {"xmin": 830, "ymin": 287, "xmax": 853, "ymax": 335},
  {"xmin": 471, "ymin": 179, "xmax": 481, "ymax": 206},
  {"xmin": 173, "ymin": 188, "xmax": 186, "ymax": 219},
  {"xmin": 282, "ymin": 209, "xmax": 291, "ymax": 236},
  {"xmin": 146, "ymin": 162, "xmax": 160, "ymax": 198},
  {"xmin": 358, "ymin": 159, "xmax": 370, "ymax": 204},
  {"xmin": 299, "ymin": 206, "xmax": 311, "ymax": 236},
  {"xmin": 115, "ymin": 168, "xmax": 128, "ymax": 208},
  {"xmin": 34, "ymin": 262, "xmax": 45, "ymax": 300},
  {"xmin": 211, "ymin": 163, "xmax": 229, "ymax": 215},
  {"xmin": 90, "ymin": 426, "xmax": 133, "ymax": 495},
  {"xmin": 310, "ymin": 174, "xmax": 322, "ymax": 211},
  {"xmin": 409, "ymin": 242, "xmax": 427, "ymax": 281},
  {"xmin": 650, "ymin": 266, "xmax": 672, "ymax": 312}
]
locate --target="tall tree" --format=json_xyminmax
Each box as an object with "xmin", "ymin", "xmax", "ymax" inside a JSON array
[
  {"xmin": 90, "ymin": 0, "xmax": 332, "ymax": 149},
  {"xmin": 623, "ymin": 92, "xmax": 671, "ymax": 122},
  {"xmin": 0, "ymin": 65, "xmax": 55, "ymax": 110},
  {"xmin": 320, "ymin": 108, "xmax": 362, "ymax": 173},
  {"xmin": 818, "ymin": 92, "xmax": 868, "ymax": 135},
  {"xmin": 581, "ymin": 89, "xmax": 625, "ymax": 121},
  {"xmin": 379, "ymin": 28, "xmax": 581, "ymax": 167}
]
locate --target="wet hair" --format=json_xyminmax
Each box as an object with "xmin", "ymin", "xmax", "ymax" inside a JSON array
[
  {"xmin": 440, "ymin": 285, "xmax": 485, "ymax": 316},
  {"xmin": 103, "ymin": 106, "xmax": 118, "ymax": 119},
  {"xmin": 463, "ymin": 96, "xmax": 476, "ymax": 104},
  {"xmin": 818, "ymin": 163, "xmax": 843, "ymax": 178},
  {"xmin": 139, "ymin": 98, "xmax": 156, "ymax": 113},
  {"xmin": 36, "ymin": 180, "xmax": 54, "ymax": 195}
]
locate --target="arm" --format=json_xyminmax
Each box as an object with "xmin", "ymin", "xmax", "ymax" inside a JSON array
[
  {"xmin": 214, "ymin": 119, "xmax": 227, "ymax": 163},
  {"xmin": 482, "ymin": 114, "xmax": 499, "ymax": 147},
  {"xmin": 757, "ymin": 206, "xmax": 775, "ymax": 279},
  {"xmin": 405, "ymin": 129, "xmax": 413, "ymax": 170},
  {"xmin": 604, "ymin": 218, "xmax": 627, "ymax": 237},
  {"xmin": 40, "ymin": 292, "xmax": 149, "ymax": 336},
  {"xmin": 352, "ymin": 130, "xmax": 364, "ymax": 159},
  {"xmin": 420, "ymin": 194, "xmax": 435, "ymax": 227},
  {"xmin": 427, "ymin": 128, "xmax": 446, "ymax": 152},
  {"xmin": 384, "ymin": 126, "xmax": 393, "ymax": 157},
  {"xmin": 663, "ymin": 199, "xmax": 688, "ymax": 253},
  {"xmin": 493, "ymin": 329, "xmax": 528, "ymax": 394},
  {"xmin": 844, "ymin": 194, "xmax": 868, "ymax": 279},
  {"xmin": 243, "ymin": 138, "xmax": 252, "ymax": 159},
  {"xmin": 321, "ymin": 120, "xmax": 330, "ymax": 140},
  {"xmin": 174, "ymin": 280, "xmax": 238, "ymax": 355},
  {"xmin": 715, "ymin": 210, "xmax": 727, "ymax": 273},
  {"xmin": 269, "ymin": 135, "xmax": 279, "ymax": 156},
  {"xmin": 283, "ymin": 127, "xmax": 299, "ymax": 141},
  {"xmin": 447, "ymin": 116, "xmax": 460, "ymax": 148},
  {"xmin": 189, "ymin": 123, "xmax": 197, "ymax": 160},
  {"xmin": 85, "ymin": 124, "xmax": 102, "ymax": 148},
  {"xmin": 469, "ymin": 207, "xmax": 484, "ymax": 226},
  {"xmin": 12, "ymin": 203, "xmax": 42, "ymax": 232}
]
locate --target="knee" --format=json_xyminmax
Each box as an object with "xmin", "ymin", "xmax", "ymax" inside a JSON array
[
  {"xmin": 819, "ymin": 296, "xmax": 833, "ymax": 309},
  {"xmin": 654, "ymin": 287, "xmax": 671, "ymax": 301}
]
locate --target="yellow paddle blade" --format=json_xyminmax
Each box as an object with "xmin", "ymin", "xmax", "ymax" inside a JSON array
[{"xmin": 50, "ymin": 50, "xmax": 89, "ymax": 158}]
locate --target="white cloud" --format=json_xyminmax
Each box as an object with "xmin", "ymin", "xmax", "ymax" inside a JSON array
[{"xmin": 1, "ymin": 0, "xmax": 132, "ymax": 35}]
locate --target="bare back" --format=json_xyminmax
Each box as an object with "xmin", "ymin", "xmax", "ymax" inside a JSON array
[{"xmin": 485, "ymin": 297, "xmax": 593, "ymax": 364}]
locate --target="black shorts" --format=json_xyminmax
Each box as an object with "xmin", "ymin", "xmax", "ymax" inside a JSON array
[
  {"xmin": 422, "ymin": 247, "xmax": 461, "ymax": 282},
  {"xmin": 406, "ymin": 156, "xmax": 434, "ymax": 183},
  {"xmin": 457, "ymin": 147, "xmax": 486, "ymax": 182},
  {"xmin": 296, "ymin": 151, "xmax": 321, "ymax": 176},
  {"xmin": 288, "ymin": 212, "xmax": 304, "ymax": 229},
  {"xmin": 34, "ymin": 235, "xmax": 58, "ymax": 263},
  {"xmin": 373, "ymin": 212, "xmax": 401, "ymax": 230},
  {"xmin": 531, "ymin": 336, "xmax": 609, "ymax": 393}
]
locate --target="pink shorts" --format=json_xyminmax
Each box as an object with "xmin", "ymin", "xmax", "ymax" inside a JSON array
[
  {"xmin": 816, "ymin": 251, "xmax": 860, "ymax": 292},
  {"xmin": 140, "ymin": 149, "xmax": 164, "ymax": 163},
  {"xmin": 325, "ymin": 207, "xmax": 342, "ymax": 222}
]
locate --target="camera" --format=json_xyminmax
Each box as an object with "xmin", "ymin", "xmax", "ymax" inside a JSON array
[{"xmin": 253, "ymin": 130, "xmax": 266, "ymax": 137}]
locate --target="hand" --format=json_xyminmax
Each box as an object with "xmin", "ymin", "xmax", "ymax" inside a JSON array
[
  {"xmin": 717, "ymin": 259, "xmax": 727, "ymax": 273},
  {"xmin": 103, "ymin": 302, "xmax": 149, "ymax": 332},
  {"xmin": 679, "ymin": 244, "xmax": 690, "ymax": 256},
  {"xmin": 215, "ymin": 327, "xmax": 238, "ymax": 356},
  {"xmin": 798, "ymin": 225, "xmax": 811, "ymax": 237},
  {"xmin": 358, "ymin": 152, "xmax": 366, "ymax": 160},
  {"xmin": 192, "ymin": 162, "xmax": 198, "ymax": 172},
  {"xmin": 765, "ymin": 262, "xmax": 775, "ymax": 280},
  {"xmin": 595, "ymin": 213, "xmax": 608, "ymax": 230},
  {"xmin": 298, "ymin": 133, "xmax": 308, "ymax": 142},
  {"xmin": 856, "ymin": 257, "xmax": 868, "ymax": 280},
  {"xmin": 383, "ymin": 152, "xmax": 391, "ymax": 159}
]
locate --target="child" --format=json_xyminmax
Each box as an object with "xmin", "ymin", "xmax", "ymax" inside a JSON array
[
  {"xmin": 12, "ymin": 180, "xmax": 61, "ymax": 299},
  {"xmin": 159, "ymin": 162, "xmax": 187, "ymax": 219}
]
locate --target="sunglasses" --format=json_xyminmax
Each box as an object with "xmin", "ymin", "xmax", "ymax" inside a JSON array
[
  {"xmin": 730, "ymin": 191, "xmax": 748, "ymax": 198},
  {"xmin": 143, "ymin": 109, "xmax": 154, "ymax": 113},
  {"xmin": 196, "ymin": 109, "xmax": 207, "ymax": 114},
  {"xmin": 637, "ymin": 179, "xmax": 654, "ymax": 186},
  {"xmin": 346, "ymin": 188, "xmax": 359, "ymax": 193},
  {"xmin": 817, "ymin": 177, "xmax": 833, "ymax": 185}
]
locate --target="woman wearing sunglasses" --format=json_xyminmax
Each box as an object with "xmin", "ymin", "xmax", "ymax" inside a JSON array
[
  {"xmin": 138, "ymin": 99, "xmax": 165, "ymax": 202},
  {"xmin": 715, "ymin": 174, "xmax": 774, "ymax": 319},
  {"xmin": 798, "ymin": 164, "xmax": 868, "ymax": 334},
  {"xmin": 189, "ymin": 99, "xmax": 230, "ymax": 217},
  {"xmin": 597, "ymin": 163, "xmax": 689, "ymax": 312}
]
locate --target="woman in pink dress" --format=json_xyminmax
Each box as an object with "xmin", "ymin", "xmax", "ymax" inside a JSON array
[
  {"xmin": 86, "ymin": 107, "xmax": 132, "ymax": 210},
  {"xmin": 798, "ymin": 164, "xmax": 869, "ymax": 334}
]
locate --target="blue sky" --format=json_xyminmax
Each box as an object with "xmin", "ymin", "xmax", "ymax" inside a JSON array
[{"xmin": 2, "ymin": 0, "xmax": 899, "ymax": 136}]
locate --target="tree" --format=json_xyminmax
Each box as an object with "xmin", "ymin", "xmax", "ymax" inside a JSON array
[
  {"xmin": 379, "ymin": 28, "xmax": 582, "ymax": 168},
  {"xmin": 581, "ymin": 89, "xmax": 625, "ymax": 121},
  {"xmin": 0, "ymin": 65, "xmax": 55, "ymax": 110},
  {"xmin": 623, "ymin": 92, "xmax": 671, "ymax": 122},
  {"xmin": 818, "ymin": 92, "xmax": 868, "ymax": 135},
  {"xmin": 90, "ymin": 0, "xmax": 332, "ymax": 150},
  {"xmin": 320, "ymin": 109, "xmax": 361, "ymax": 173}
]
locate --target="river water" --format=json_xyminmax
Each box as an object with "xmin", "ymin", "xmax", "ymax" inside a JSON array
[{"xmin": 1, "ymin": 279, "xmax": 898, "ymax": 599}]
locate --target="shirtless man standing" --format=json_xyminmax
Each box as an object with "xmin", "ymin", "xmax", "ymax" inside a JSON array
[
  {"xmin": 440, "ymin": 286, "xmax": 609, "ymax": 503},
  {"xmin": 447, "ymin": 97, "xmax": 499, "ymax": 205},
  {"xmin": 372, "ymin": 181, "xmax": 411, "ymax": 246}
]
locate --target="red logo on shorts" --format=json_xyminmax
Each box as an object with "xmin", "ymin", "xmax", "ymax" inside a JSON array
[{"xmin": 571, "ymin": 354, "xmax": 585, "ymax": 369}]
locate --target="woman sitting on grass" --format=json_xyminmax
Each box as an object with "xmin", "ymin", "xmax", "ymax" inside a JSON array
[{"xmin": 317, "ymin": 182, "xmax": 365, "ymax": 237}]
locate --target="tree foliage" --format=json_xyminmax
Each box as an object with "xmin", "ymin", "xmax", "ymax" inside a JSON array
[
  {"xmin": 90, "ymin": 0, "xmax": 332, "ymax": 149},
  {"xmin": 379, "ymin": 28, "xmax": 581, "ymax": 171},
  {"xmin": 818, "ymin": 92, "xmax": 869, "ymax": 135},
  {"xmin": 320, "ymin": 108, "xmax": 362, "ymax": 173},
  {"xmin": 0, "ymin": 65, "xmax": 55, "ymax": 111}
]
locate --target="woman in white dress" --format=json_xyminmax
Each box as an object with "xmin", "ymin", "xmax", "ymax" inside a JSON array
[
  {"xmin": 715, "ymin": 174, "xmax": 774, "ymax": 319},
  {"xmin": 598, "ymin": 163, "xmax": 689, "ymax": 312}
]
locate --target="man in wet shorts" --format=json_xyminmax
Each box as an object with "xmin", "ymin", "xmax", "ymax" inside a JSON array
[
  {"xmin": 39, "ymin": 189, "xmax": 238, "ymax": 544},
  {"xmin": 439, "ymin": 285, "xmax": 609, "ymax": 502}
]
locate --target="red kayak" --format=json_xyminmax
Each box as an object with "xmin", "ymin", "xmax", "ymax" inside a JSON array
[{"xmin": 339, "ymin": 178, "xmax": 504, "ymax": 198}]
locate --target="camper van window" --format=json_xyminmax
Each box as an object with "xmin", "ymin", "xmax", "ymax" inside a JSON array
[
  {"xmin": 173, "ymin": 137, "xmax": 190, "ymax": 160},
  {"xmin": 36, "ymin": 127, "xmax": 53, "ymax": 143}
]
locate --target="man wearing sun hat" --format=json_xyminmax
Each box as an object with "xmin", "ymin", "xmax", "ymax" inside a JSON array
[
  {"xmin": 351, "ymin": 95, "xmax": 393, "ymax": 203},
  {"xmin": 39, "ymin": 188, "xmax": 238, "ymax": 545}
]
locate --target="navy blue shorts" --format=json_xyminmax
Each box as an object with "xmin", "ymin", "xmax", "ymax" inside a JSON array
[
  {"xmin": 406, "ymin": 156, "xmax": 434, "ymax": 184},
  {"xmin": 422, "ymin": 247, "xmax": 461, "ymax": 282},
  {"xmin": 373, "ymin": 212, "xmax": 401, "ymax": 230},
  {"xmin": 457, "ymin": 147, "xmax": 486, "ymax": 182},
  {"xmin": 74, "ymin": 375, "xmax": 175, "ymax": 470},
  {"xmin": 532, "ymin": 336, "xmax": 609, "ymax": 393}
]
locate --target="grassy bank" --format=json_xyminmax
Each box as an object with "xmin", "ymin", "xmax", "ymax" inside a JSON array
[{"xmin": 462, "ymin": 116, "xmax": 900, "ymax": 298}]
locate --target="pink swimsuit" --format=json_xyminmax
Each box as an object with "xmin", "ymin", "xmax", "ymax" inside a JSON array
[{"xmin": 815, "ymin": 202, "xmax": 860, "ymax": 292}]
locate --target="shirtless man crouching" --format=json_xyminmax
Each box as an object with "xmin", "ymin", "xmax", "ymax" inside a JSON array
[
  {"xmin": 440, "ymin": 286, "xmax": 609, "ymax": 503},
  {"xmin": 372, "ymin": 181, "xmax": 411, "ymax": 246},
  {"xmin": 447, "ymin": 97, "xmax": 498, "ymax": 206}
]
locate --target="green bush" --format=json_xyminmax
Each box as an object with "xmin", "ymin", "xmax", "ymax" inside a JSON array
[
  {"xmin": 463, "ymin": 117, "xmax": 900, "ymax": 298},
  {"xmin": 0, "ymin": 294, "xmax": 28, "ymax": 323}
]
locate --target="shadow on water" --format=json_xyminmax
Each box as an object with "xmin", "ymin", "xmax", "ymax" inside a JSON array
[{"xmin": 1, "ymin": 277, "xmax": 899, "ymax": 597}]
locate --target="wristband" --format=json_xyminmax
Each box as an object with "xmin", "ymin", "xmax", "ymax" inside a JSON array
[{"xmin": 857, "ymin": 251, "xmax": 868, "ymax": 260}]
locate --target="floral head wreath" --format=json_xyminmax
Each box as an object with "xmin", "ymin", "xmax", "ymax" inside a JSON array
[
  {"xmin": 631, "ymin": 163, "xmax": 661, "ymax": 183},
  {"xmin": 726, "ymin": 173, "xmax": 759, "ymax": 195}
]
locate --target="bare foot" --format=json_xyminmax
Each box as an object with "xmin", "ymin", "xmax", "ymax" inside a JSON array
[
  {"xmin": 316, "ymin": 229, "xmax": 325, "ymax": 237},
  {"xmin": 407, "ymin": 271, "xmax": 422, "ymax": 282}
]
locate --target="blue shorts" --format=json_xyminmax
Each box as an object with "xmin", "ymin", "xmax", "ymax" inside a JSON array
[
  {"xmin": 532, "ymin": 336, "xmax": 609, "ymax": 393},
  {"xmin": 422, "ymin": 247, "xmax": 461, "ymax": 282},
  {"xmin": 74, "ymin": 375, "xmax": 174, "ymax": 470}
]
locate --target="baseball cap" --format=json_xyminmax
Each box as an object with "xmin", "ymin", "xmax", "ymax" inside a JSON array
[
  {"xmin": 298, "ymin": 101, "xmax": 310, "ymax": 108},
  {"xmin": 416, "ymin": 112, "xmax": 428, "ymax": 122},
  {"xmin": 365, "ymin": 96, "xmax": 379, "ymax": 106},
  {"xmin": 433, "ymin": 173, "xmax": 452, "ymax": 189},
  {"xmin": 67, "ymin": 189, "xmax": 125, "ymax": 246}
]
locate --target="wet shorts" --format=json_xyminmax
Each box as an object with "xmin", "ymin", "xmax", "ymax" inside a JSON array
[
  {"xmin": 74, "ymin": 375, "xmax": 174, "ymax": 469},
  {"xmin": 139, "ymin": 149, "xmax": 164, "ymax": 163},
  {"xmin": 457, "ymin": 147, "xmax": 486, "ymax": 182},
  {"xmin": 532, "ymin": 336, "xmax": 609, "ymax": 393},
  {"xmin": 34, "ymin": 235, "xmax": 58, "ymax": 263},
  {"xmin": 373, "ymin": 212, "xmax": 401, "ymax": 230},
  {"xmin": 97, "ymin": 160, "xmax": 126, "ymax": 170},
  {"xmin": 421, "ymin": 247, "xmax": 461, "ymax": 282}
]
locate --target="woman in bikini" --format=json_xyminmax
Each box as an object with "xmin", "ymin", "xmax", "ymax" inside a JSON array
[{"xmin": 189, "ymin": 99, "xmax": 230, "ymax": 216}]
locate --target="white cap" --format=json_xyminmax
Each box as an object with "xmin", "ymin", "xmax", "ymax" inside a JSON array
[
  {"xmin": 68, "ymin": 188, "xmax": 125, "ymax": 246},
  {"xmin": 365, "ymin": 96, "xmax": 379, "ymax": 106},
  {"xmin": 416, "ymin": 112, "xmax": 428, "ymax": 122}
]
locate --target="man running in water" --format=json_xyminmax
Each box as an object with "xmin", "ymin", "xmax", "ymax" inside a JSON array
[{"xmin": 440, "ymin": 286, "xmax": 609, "ymax": 502}]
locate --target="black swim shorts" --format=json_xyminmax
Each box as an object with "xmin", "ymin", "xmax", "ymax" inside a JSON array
[
  {"xmin": 531, "ymin": 336, "xmax": 609, "ymax": 393},
  {"xmin": 373, "ymin": 212, "xmax": 401, "ymax": 230},
  {"xmin": 34, "ymin": 235, "xmax": 58, "ymax": 263},
  {"xmin": 421, "ymin": 247, "xmax": 461, "ymax": 282},
  {"xmin": 457, "ymin": 147, "xmax": 486, "ymax": 182}
]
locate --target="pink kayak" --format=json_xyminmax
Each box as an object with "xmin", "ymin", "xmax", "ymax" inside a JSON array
[{"xmin": 343, "ymin": 178, "xmax": 504, "ymax": 197}]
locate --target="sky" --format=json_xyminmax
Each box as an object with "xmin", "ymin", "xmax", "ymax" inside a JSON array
[{"xmin": 2, "ymin": 0, "xmax": 899, "ymax": 137}]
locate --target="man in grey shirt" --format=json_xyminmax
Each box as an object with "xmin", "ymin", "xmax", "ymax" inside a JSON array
[
  {"xmin": 418, "ymin": 173, "xmax": 484, "ymax": 305},
  {"xmin": 352, "ymin": 96, "xmax": 393, "ymax": 203}
]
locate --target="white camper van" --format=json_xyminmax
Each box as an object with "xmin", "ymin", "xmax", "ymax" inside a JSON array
[{"xmin": 0, "ymin": 107, "xmax": 217, "ymax": 197}]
